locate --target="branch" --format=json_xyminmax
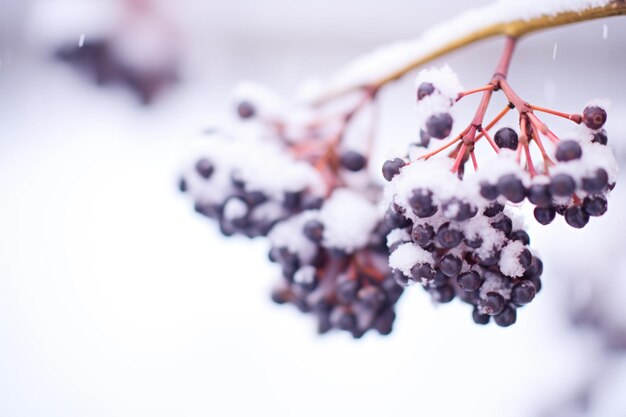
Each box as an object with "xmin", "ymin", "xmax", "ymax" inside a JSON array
[{"xmin": 310, "ymin": 0, "xmax": 626, "ymax": 105}]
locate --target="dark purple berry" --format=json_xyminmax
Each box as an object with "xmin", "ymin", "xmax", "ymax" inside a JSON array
[
  {"xmin": 430, "ymin": 284, "xmax": 455, "ymax": 303},
  {"xmin": 491, "ymin": 216, "xmax": 513, "ymax": 236},
  {"xmin": 382, "ymin": 158, "xmax": 405, "ymax": 181},
  {"xmin": 178, "ymin": 177, "xmax": 188, "ymax": 192},
  {"xmin": 583, "ymin": 195, "xmax": 608, "ymax": 216},
  {"xmin": 237, "ymin": 101, "xmax": 256, "ymax": 119},
  {"xmin": 412, "ymin": 224, "xmax": 435, "ymax": 246},
  {"xmin": 497, "ymin": 174, "xmax": 526, "ymax": 203},
  {"xmin": 417, "ymin": 82, "xmax": 436, "ymax": 100},
  {"xmin": 472, "ymin": 307, "xmax": 490, "ymax": 325},
  {"xmin": 439, "ymin": 254, "xmax": 462, "ymax": 277},
  {"xmin": 554, "ymin": 205, "xmax": 567, "ymax": 216},
  {"xmin": 373, "ymin": 308, "xmax": 395, "ymax": 335},
  {"xmin": 457, "ymin": 271, "xmax": 481, "ymax": 292},
  {"xmin": 510, "ymin": 230, "xmax": 530, "ymax": 245},
  {"xmin": 283, "ymin": 191, "xmax": 303, "ymax": 209},
  {"xmin": 555, "ymin": 140, "xmax": 583, "ymax": 162},
  {"xmin": 409, "ymin": 189, "xmax": 438, "ymax": 218},
  {"xmin": 480, "ymin": 182, "xmax": 499, "ymax": 200},
  {"xmin": 475, "ymin": 251, "xmax": 501, "ymax": 267},
  {"xmin": 411, "ymin": 264, "xmax": 434, "ymax": 283},
  {"xmin": 382, "ymin": 277, "xmax": 404, "ymax": 304},
  {"xmin": 479, "ymin": 292, "xmax": 506, "ymax": 316},
  {"xmin": 426, "ymin": 113, "xmax": 453, "ymax": 139},
  {"xmin": 592, "ymin": 129, "xmax": 608, "ymax": 145},
  {"xmin": 393, "ymin": 269, "xmax": 410, "ymax": 287},
  {"xmin": 511, "ymin": 281, "xmax": 536, "ymax": 305},
  {"xmin": 494, "ymin": 305, "xmax": 517, "ymax": 327},
  {"xmin": 357, "ymin": 286, "xmax": 386, "ymax": 310},
  {"xmin": 436, "ymin": 223, "xmax": 464, "ymax": 249},
  {"xmin": 271, "ymin": 287, "xmax": 290, "ymax": 304},
  {"xmin": 442, "ymin": 198, "xmax": 477, "ymax": 221},
  {"xmin": 336, "ymin": 278, "xmax": 359, "ymax": 303},
  {"xmin": 384, "ymin": 209, "xmax": 411, "ymax": 229},
  {"xmin": 582, "ymin": 168, "xmax": 609, "ymax": 193},
  {"xmin": 564, "ymin": 206, "xmax": 590, "ymax": 229},
  {"xmin": 528, "ymin": 183, "xmax": 552, "ymax": 207},
  {"xmin": 330, "ymin": 307, "xmax": 356, "ymax": 331},
  {"xmin": 302, "ymin": 196, "xmax": 324, "ymax": 210},
  {"xmin": 195, "ymin": 158, "xmax": 215, "ymax": 179},
  {"xmin": 430, "ymin": 270, "xmax": 449, "ymax": 287},
  {"xmin": 550, "ymin": 174, "xmax": 576, "ymax": 197},
  {"xmin": 582, "ymin": 106, "xmax": 607, "ymax": 130},
  {"xmin": 340, "ymin": 151, "xmax": 367, "ymax": 172},
  {"xmin": 518, "ymin": 248, "xmax": 533, "ymax": 270},
  {"xmin": 524, "ymin": 256, "xmax": 544, "ymax": 279},
  {"xmin": 464, "ymin": 235, "xmax": 483, "ymax": 249},
  {"xmin": 494, "ymin": 127, "xmax": 519, "ymax": 150},
  {"xmin": 483, "ymin": 203, "xmax": 504, "ymax": 217},
  {"xmin": 303, "ymin": 220, "xmax": 324, "ymax": 242}
]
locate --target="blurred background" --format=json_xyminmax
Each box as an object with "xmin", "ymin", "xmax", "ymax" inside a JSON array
[{"xmin": 1, "ymin": 1, "xmax": 625, "ymax": 416}]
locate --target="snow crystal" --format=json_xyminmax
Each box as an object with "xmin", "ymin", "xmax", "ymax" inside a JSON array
[
  {"xmin": 480, "ymin": 270, "xmax": 512, "ymax": 299},
  {"xmin": 294, "ymin": 266, "xmax": 316, "ymax": 285},
  {"xmin": 223, "ymin": 198, "xmax": 248, "ymax": 221},
  {"xmin": 387, "ymin": 228, "xmax": 411, "ymax": 247},
  {"xmin": 463, "ymin": 214, "xmax": 507, "ymax": 260},
  {"xmin": 319, "ymin": 188, "xmax": 380, "ymax": 252},
  {"xmin": 181, "ymin": 133, "xmax": 325, "ymax": 206},
  {"xmin": 499, "ymin": 241, "xmax": 526, "ymax": 277},
  {"xmin": 269, "ymin": 211, "xmax": 319, "ymax": 263},
  {"xmin": 415, "ymin": 65, "xmax": 464, "ymax": 102},
  {"xmin": 389, "ymin": 243, "xmax": 435, "ymax": 277}
]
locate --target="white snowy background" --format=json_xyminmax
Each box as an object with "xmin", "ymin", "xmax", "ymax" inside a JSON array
[{"xmin": 1, "ymin": 1, "xmax": 626, "ymax": 416}]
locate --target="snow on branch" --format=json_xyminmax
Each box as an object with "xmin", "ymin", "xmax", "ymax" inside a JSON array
[{"xmin": 307, "ymin": 0, "xmax": 625, "ymax": 104}]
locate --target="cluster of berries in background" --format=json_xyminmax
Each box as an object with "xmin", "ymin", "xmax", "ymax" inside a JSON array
[
  {"xmin": 268, "ymin": 190, "xmax": 401, "ymax": 338},
  {"xmin": 179, "ymin": 42, "xmax": 618, "ymax": 334},
  {"xmin": 179, "ymin": 82, "xmax": 407, "ymax": 337}
]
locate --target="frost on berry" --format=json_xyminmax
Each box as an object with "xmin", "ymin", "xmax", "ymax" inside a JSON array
[{"xmin": 414, "ymin": 65, "xmax": 463, "ymax": 140}]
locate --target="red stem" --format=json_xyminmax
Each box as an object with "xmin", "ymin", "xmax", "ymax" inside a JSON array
[
  {"xmin": 530, "ymin": 104, "xmax": 582, "ymax": 124},
  {"xmin": 451, "ymin": 142, "xmax": 468, "ymax": 173},
  {"xmin": 457, "ymin": 85, "xmax": 496, "ymax": 101},
  {"xmin": 470, "ymin": 150, "xmax": 479, "ymax": 171},
  {"xmin": 480, "ymin": 127, "xmax": 500, "ymax": 153}
]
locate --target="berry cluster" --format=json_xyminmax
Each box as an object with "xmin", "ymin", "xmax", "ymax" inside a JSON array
[
  {"xmin": 268, "ymin": 189, "xmax": 403, "ymax": 337},
  {"xmin": 384, "ymin": 158, "xmax": 542, "ymax": 326},
  {"xmin": 178, "ymin": 134, "xmax": 325, "ymax": 238},
  {"xmin": 178, "ymin": 38, "xmax": 619, "ymax": 334},
  {"xmin": 179, "ymin": 82, "xmax": 395, "ymax": 336},
  {"xmin": 476, "ymin": 105, "xmax": 617, "ymax": 229},
  {"xmin": 380, "ymin": 53, "xmax": 617, "ymax": 327}
]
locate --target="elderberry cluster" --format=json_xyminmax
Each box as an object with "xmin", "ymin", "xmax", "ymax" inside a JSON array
[
  {"xmin": 178, "ymin": 134, "xmax": 325, "ymax": 238},
  {"xmin": 383, "ymin": 157, "xmax": 543, "ymax": 327},
  {"xmin": 477, "ymin": 105, "xmax": 617, "ymax": 229},
  {"xmin": 268, "ymin": 189, "xmax": 403, "ymax": 337}
]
